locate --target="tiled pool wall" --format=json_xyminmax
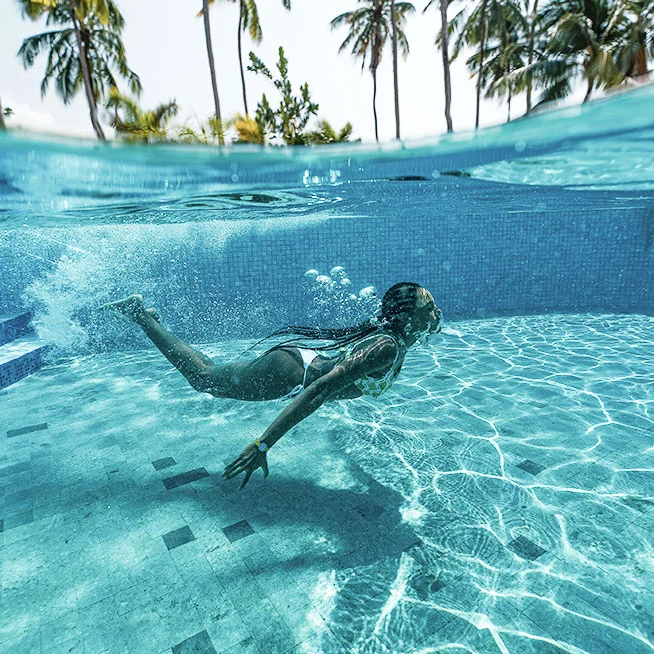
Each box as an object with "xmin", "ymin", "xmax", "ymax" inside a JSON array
[{"xmin": 0, "ymin": 202, "xmax": 652, "ymax": 350}]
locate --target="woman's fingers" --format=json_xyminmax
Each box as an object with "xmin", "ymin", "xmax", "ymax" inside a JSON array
[
  {"xmin": 222, "ymin": 459, "xmax": 242, "ymax": 478},
  {"xmin": 222, "ymin": 448, "xmax": 268, "ymax": 488},
  {"xmin": 223, "ymin": 449, "xmax": 256, "ymax": 478},
  {"xmin": 223, "ymin": 458, "xmax": 248, "ymax": 479},
  {"xmin": 240, "ymin": 470, "xmax": 253, "ymax": 490}
]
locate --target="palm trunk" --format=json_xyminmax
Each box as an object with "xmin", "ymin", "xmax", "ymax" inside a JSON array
[
  {"xmin": 237, "ymin": 1, "xmax": 249, "ymax": 116},
  {"xmin": 0, "ymin": 98, "xmax": 5, "ymax": 130},
  {"xmin": 440, "ymin": 0, "xmax": 453, "ymax": 132},
  {"xmin": 68, "ymin": 0, "xmax": 105, "ymax": 140},
  {"xmin": 203, "ymin": 0, "xmax": 224, "ymax": 145},
  {"xmin": 372, "ymin": 66, "xmax": 379, "ymax": 142},
  {"xmin": 583, "ymin": 77, "xmax": 593, "ymax": 103},
  {"xmin": 526, "ymin": 0, "xmax": 538, "ymax": 114},
  {"xmin": 507, "ymin": 86, "xmax": 511, "ymax": 122},
  {"xmin": 475, "ymin": 0, "xmax": 488, "ymax": 129},
  {"xmin": 390, "ymin": 0, "xmax": 401, "ymax": 140},
  {"xmin": 635, "ymin": 41, "xmax": 647, "ymax": 76}
]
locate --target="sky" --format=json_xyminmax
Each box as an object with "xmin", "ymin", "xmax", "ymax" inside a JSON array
[{"xmin": 0, "ymin": 0, "xmax": 586, "ymax": 143}]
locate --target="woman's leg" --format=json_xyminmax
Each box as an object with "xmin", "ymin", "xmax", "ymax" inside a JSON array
[{"xmin": 102, "ymin": 295, "xmax": 302, "ymax": 400}]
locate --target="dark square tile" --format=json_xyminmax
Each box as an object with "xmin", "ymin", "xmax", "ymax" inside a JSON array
[
  {"xmin": 516, "ymin": 459, "xmax": 546, "ymax": 476},
  {"xmin": 506, "ymin": 536, "xmax": 547, "ymax": 561},
  {"xmin": 408, "ymin": 570, "xmax": 447, "ymax": 600},
  {"xmin": 352, "ymin": 498, "xmax": 386, "ymax": 521},
  {"xmin": 0, "ymin": 461, "xmax": 32, "ymax": 478},
  {"xmin": 222, "ymin": 519, "xmax": 255, "ymax": 543},
  {"xmin": 172, "ymin": 629, "xmax": 217, "ymax": 654},
  {"xmin": 162, "ymin": 525, "xmax": 196, "ymax": 550},
  {"xmin": 152, "ymin": 457, "xmax": 176, "ymax": 471},
  {"xmin": 7, "ymin": 423, "xmax": 48, "ymax": 438},
  {"xmin": 4, "ymin": 509, "xmax": 34, "ymax": 530},
  {"xmin": 162, "ymin": 467, "xmax": 209, "ymax": 490},
  {"xmin": 5, "ymin": 489, "xmax": 33, "ymax": 510}
]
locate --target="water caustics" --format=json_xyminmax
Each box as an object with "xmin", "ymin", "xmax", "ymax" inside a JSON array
[
  {"xmin": 329, "ymin": 313, "xmax": 654, "ymax": 653},
  {"xmin": 1, "ymin": 85, "xmax": 654, "ymax": 654}
]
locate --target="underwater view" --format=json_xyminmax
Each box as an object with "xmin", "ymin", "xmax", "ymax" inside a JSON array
[{"xmin": 1, "ymin": 87, "xmax": 654, "ymax": 654}]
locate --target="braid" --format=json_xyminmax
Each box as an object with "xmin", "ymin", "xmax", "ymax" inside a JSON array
[
  {"xmin": 380, "ymin": 282, "xmax": 424, "ymax": 335},
  {"xmin": 244, "ymin": 282, "xmax": 425, "ymax": 361}
]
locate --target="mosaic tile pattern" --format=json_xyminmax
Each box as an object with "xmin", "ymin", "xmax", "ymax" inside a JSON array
[
  {"xmin": 0, "ymin": 343, "xmax": 47, "ymax": 391},
  {"xmin": 222, "ymin": 520, "xmax": 255, "ymax": 543},
  {"xmin": 0, "ymin": 312, "xmax": 32, "ymax": 346},
  {"xmin": 507, "ymin": 536, "xmax": 548, "ymax": 561},
  {"xmin": 1, "ymin": 184, "xmax": 652, "ymax": 351}
]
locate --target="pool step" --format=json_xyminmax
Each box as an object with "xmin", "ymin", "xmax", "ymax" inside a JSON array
[
  {"xmin": 0, "ymin": 313, "xmax": 48, "ymax": 390},
  {"xmin": 0, "ymin": 312, "xmax": 33, "ymax": 346}
]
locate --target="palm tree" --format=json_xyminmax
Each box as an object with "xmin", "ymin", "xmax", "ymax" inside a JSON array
[
  {"xmin": 481, "ymin": 5, "xmax": 526, "ymax": 120},
  {"xmin": 331, "ymin": 0, "xmax": 413, "ymax": 142},
  {"xmin": 452, "ymin": 0, "xmax": 515, "ymax": 127},
  {"xmin": 541, "ymin": 0, "xmax": 629, "ymax": 103},
  {"xmin": 17, "ymin": 0, "xmax": 140, "ymax": 140},
  {"xmin": 106, "ymin": 88, "xmax": 178, "ymax": 142},
  {"xmin": 478, "ymin": 0, "xmax": 565, "ymax": 113},
  {"xmin": 524, "ymin": 0, "xmax": 541, "ymax": 113},
  {"xmin": 617, "ymin": 0, "xmax": 654, "ymax": 78},
  {"xmin": 425, "ymin": 0, "xmax": 454, "ymax": 132},
  {"xmin": 390, "ymin": 0, "xmax": 400, "ymax": 139},
  {"xmin": 306, "ymin": 120, "xmax": 355, "ymax": 144},
  {"xmin": 199, "ymin": 0, "xmax": 291, "ymax": 127},
  {"xmin": 200, "ymin": 0, "xmax": 224, "ymax": 145}
]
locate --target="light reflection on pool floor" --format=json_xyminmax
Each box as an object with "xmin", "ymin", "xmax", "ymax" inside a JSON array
[
  {"xmin": 333, "ymin": 313, "xmax": 654, "ymax": 653},
  {"xmin": 1, "ymin": 313, "xmax": 652, "ymax": 653}
]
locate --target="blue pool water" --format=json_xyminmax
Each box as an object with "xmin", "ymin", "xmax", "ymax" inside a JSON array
[{"xmin": 1, "ymin": 87, "xmax": 653, "ymax": 653}]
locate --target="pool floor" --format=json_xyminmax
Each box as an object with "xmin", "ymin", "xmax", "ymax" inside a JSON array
[{"xmin": 1, "ymin": 313, "xmax": 653, "ymax": 653}]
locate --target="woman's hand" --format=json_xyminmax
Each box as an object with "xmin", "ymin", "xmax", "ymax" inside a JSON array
[{"xmin": 222, "ymin": 442, "xmax": 269, "ymax": 490}]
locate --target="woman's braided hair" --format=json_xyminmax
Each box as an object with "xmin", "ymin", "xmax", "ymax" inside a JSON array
[{"xmin": 248, "ymin": 282, "xmax": 428, "ymax": 359}]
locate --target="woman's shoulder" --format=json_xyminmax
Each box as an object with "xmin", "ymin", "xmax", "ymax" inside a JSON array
[{"xmin": 352, "ymin": 331, "xmax": 403, "ymax": 360}]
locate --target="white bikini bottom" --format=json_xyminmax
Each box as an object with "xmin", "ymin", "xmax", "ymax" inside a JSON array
[{"xmin": 280, "ymin": 348, "xmax": 321, "ymax": 400}]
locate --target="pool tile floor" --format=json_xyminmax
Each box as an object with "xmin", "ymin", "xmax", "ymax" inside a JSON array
[{"xmin": 1, "ymin": 339, "xmax": 653, "ymax": 653}]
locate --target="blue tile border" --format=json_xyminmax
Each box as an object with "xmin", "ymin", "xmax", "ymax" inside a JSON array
[
  {"xmin": 0, "ymin": 312, "xmax": 32, "ymax": 347},
  {"xmin": 0, "ymin": 346, "xmax": 48, "ymax": 391}
]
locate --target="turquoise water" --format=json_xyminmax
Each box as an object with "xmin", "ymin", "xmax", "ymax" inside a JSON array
[
  {"xmin": 2, "ymin": 314, "xmax": 652, "ymax": 652},
  {"xmin": 1, "ymin": 88, "xmax": 653, "ymax": 653},
  {"xmin": 2, "ymin": 85, "xmax": 654, "ymax": 229}
]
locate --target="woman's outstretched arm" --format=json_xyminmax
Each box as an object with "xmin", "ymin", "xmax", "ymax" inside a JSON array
[{"xmin": 222, "ymin": 337, "xmax": 398, "ymax": 488}]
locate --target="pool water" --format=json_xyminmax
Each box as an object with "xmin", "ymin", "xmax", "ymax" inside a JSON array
[
  {"xmin": 2, "ymin": 313, "xmax": 652, "ymax": 652},
  {"xmin": 1, "ymin": 87, "xmax": 654, "ymax": 653}
]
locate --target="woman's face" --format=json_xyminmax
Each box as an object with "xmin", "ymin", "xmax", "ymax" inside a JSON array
[{"xmin": 410, "ymin": 290, "xmax": 442, "ymax": 336}]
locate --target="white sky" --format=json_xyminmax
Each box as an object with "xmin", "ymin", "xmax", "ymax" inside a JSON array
[{"xmin": 0, "ymin": 0, "xmax": 585, "ymax": 143}]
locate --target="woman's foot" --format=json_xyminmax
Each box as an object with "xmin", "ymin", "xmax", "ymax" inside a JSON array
[
  {"xmin": 146, "ymin": 307, "xmax": 160, "ymax": 322},
  {"xmin": 100, "ymin": 294, "xmax": 147, "ymax": 323}
]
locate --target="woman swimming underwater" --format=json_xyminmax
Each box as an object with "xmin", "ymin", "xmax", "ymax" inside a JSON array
[{"xmin": 102, "ymin": 282, "xmax": 442, "ymax": 489}]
